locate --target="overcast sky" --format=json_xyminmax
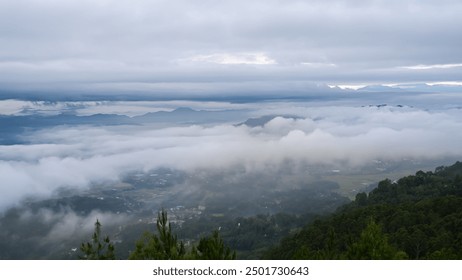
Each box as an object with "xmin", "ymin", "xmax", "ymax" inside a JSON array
[{"xmin": 1, "ymin": 0, "xmax": 462, "ymax": 97}]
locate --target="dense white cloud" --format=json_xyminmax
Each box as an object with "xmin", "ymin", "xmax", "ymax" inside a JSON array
[
  {"xmin": 1, "ymin": 102, "xmax": 462, "ymax": 211},
  {"xmin": 401, "ymin": 64, "xmax": 462, "ymax": 70}
]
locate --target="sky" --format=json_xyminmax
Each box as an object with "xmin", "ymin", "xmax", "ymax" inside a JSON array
[
  {"xmin": 1, "ymin": 0, "xmax": 462, "ymax": 97},
  {"xmin": 1, "ymin": 0, "xmax": 462, "ymax": 211}
]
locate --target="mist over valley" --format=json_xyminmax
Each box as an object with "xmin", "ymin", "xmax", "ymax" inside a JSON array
[{"xmin": 1, "ymin": 93, "xmax": 461, "ymax": 259}]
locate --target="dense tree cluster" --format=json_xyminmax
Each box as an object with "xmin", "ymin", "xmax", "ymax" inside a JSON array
[
  {"xmin": 80, "ymin": 210, "xmax": 236, "ymax": 260},
  {"xmin": 264, "ymin": 162, "xmax": 462, "ymax": 259}
]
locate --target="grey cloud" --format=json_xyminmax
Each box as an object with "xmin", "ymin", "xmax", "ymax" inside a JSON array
[{"xmin": 0, "ymin": 0, "xmax": 461, "ymax": 95}]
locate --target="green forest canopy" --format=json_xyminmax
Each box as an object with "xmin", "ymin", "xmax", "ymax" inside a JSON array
[{"xmin": 264, "ymin": 162, "xmax": 462, "ymax": 259}]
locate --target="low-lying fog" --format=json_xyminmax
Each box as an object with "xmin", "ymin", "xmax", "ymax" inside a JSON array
[{"xmin": 1, "ymin": 96, "xmax": 462, "ymax": 212}]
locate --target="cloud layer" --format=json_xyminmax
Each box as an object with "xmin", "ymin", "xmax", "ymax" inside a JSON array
[
  {"xmin": 1, "ymin": 102, "xmax": 462, "ymax": 211},
  {"xmin": 0, "ymin": 0, "xmax": 461, "ymax": 95}
]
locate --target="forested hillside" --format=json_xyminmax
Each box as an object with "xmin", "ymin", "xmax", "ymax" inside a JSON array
[{"xmin": 264, "ymin": 162, "xmax": 462, "ymax": 259}]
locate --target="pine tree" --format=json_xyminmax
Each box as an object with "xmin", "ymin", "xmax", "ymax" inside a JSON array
[
  {"xmin": 129, "ymin": 209, "xmax": 186, "ymax": 260},
  {"xmin": 191, "ymin": 230, "xmax": 236, "ymax": 260},
  {"xmin": 79, "ymin": 219, "xmax": 115, "ymax": 260},
  {"xmin": 129, "ymin": 209, "xmax": 236, "ymax": 260}
]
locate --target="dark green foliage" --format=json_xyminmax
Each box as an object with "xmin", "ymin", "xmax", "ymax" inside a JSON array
[
  {"xmin": 179, "ymin": 212, "xmax": 317, "ymax": 259},
  {"xmin": 129, "ymin": 209, "xmax": 236, "ymax": 260},
  {"xmin": 346, "ymin": 219, "xmax": 406, "ymax": 260},
  {"xmin": 129, "ymin": 210, "xmax": 186, "ymax": 260},
  {"xmin": 79, "ymin": 220, "xmax": 115, "ymax": 260},
  {"xmin": 265, "ymin": 162, "xmax": 462, "ymax": 260},
  {"xmin": 191, "ymin": 230, "xmax": 236, "ymax": 260}
]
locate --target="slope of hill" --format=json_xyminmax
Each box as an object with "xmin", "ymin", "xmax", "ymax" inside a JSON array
[{"xmin": 264, "ymin": 162, "xmax": 462, "ymax": 259}]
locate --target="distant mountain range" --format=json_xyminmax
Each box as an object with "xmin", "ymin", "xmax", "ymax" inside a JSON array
[
  {"xmin": 134, "ymin": 107, "xmax": 242, "ymax": 124},
  {"xmin": 2, "ymin": 83, "xmax": 461, "ymax": 103},
  {"xmin": 0, "ymin": 107, "xmax": 246, "ymax": 144},
  {"xmin": 236, "ymin": 115, "xmax": 301, "ymax": 127}
]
